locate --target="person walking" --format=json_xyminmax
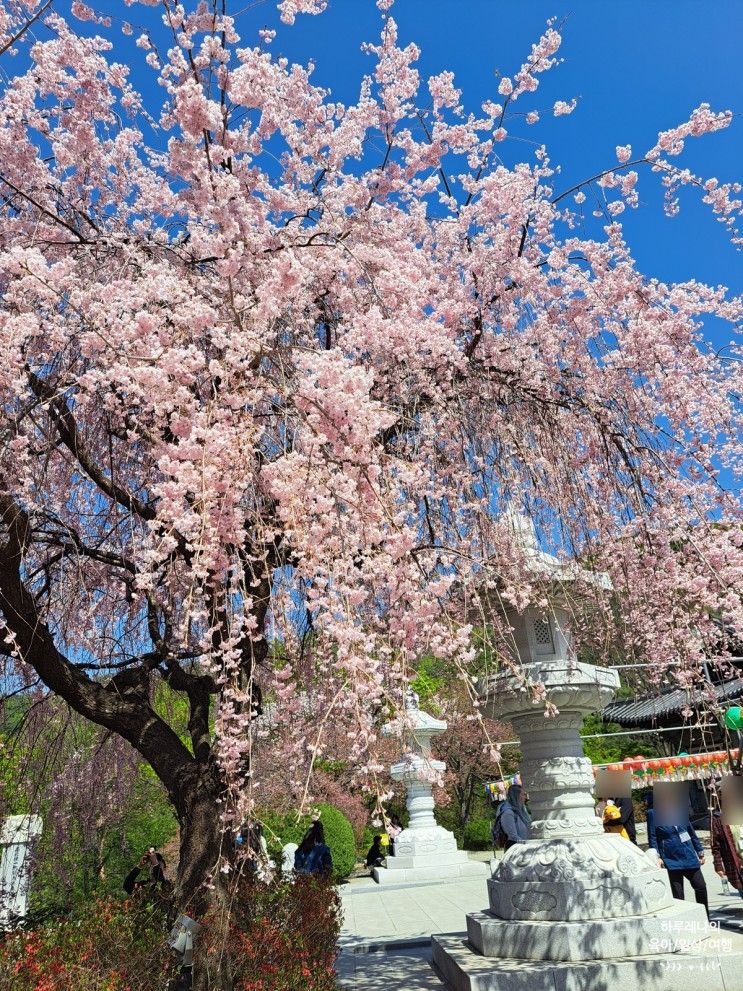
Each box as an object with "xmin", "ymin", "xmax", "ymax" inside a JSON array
[
  {"xmin": 646, "ymin": 791, "xmax": 709, "ymax": 918},
  {"xmin": 494, "ymin": 783, "xmax": 531, "ymax": 851},
  {"xmin": 294, "ymin": 820, "xmax": 333, "ymax": 877},
  {"xmin": 711, "ymin": 807, "xmax": 743, "ymax": 898}
]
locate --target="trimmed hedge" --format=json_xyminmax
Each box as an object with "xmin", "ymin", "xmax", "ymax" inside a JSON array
[
  {"xmin": 358, "ymin": 824, "xmax": 376, "ymax": 859},
  {"xmin": 463, "ymin": 816, "xmax": 492, "ymax": 850},
  {"xmin": 261, "ymin": 803, "xmax": 357, "ymax": 881}
]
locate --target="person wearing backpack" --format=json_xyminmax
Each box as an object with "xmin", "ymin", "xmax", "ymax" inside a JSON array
[
  {"xmin": 492, "ymin": 783, "xmax": 531, "ymax": 852},
  {"xmin": 294, "ymin": 820, "xmax": 333, "ymax": 877}
]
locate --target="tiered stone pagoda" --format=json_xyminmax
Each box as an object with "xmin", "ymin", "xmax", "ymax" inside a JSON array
[
  {"xmin": 433, "ymin": 509, "xmax": 740, "ymax": 989},
  {"xmin": 374, "ymin": 691, "xmax": 487, "ymax": 886}
]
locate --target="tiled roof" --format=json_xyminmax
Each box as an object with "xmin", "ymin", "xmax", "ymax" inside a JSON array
[{"xmin": 602, "ymin": 677, "xmax": 743, "ymax": 727}]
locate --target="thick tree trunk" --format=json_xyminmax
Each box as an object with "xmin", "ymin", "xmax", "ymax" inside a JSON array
[{"xmin": 172, "ymin": 764, "xmax": 235, "ymax": 991}]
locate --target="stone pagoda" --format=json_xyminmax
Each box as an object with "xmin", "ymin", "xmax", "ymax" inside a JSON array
[
  {"xmin": 433, "ymin": 509, "xmax": 740, "ymax": 989},
  {"xmin": 374, "ymin": 690, "xmax": 487, "ymax": 886}
]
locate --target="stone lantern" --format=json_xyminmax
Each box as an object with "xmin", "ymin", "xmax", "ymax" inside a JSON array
[
  {"xmin": 433, "ymin": 510, "xmax": 739, "ymax": 989},
  {"xmin": 373, "ymin": 691, "xmax": 487, "ymax": 885}
]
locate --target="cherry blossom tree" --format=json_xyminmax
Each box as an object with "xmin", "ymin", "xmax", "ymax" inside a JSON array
[
  {"xmin": 0, "ymin": 0, "xmax": 741, "ymax": 968},
  {"xmin": 433, "ymin": 691, "xmax": 514, "ymax": 836}
]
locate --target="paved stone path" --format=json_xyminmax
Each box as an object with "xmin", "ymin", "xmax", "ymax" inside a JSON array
[
  {"xmin": 339, "ymin": 874, "xmax": 488, "ymax": 950},
  {"xmin": 336, "ymin": 846, "xmax": 743, "ymax": 989}
]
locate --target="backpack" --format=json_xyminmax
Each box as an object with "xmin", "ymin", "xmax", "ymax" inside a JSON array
[
  {"xmin": 491, "ymin": 806, "xmax": 508, "ymax": 850},
  {"xmin": 296, "ymin": 843, "xmax": 330, "ymax": 875}
]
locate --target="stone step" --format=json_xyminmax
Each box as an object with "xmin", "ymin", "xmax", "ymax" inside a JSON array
[
  {"xmin": 432, "ymin": 931, "xmax": 743, "ymax": 991},
  {"xmin": 373, "ymin": 861, "xmax": 489, "ymax": 886},
  {"xmin": 383, "ymin": 850, "xmax": 477, "ymax": 870},
  {"xmin": 467, "ymin": 900, "xmax": 708, "ymax": 961}
]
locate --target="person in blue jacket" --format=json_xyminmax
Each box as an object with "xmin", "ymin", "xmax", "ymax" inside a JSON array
[{"xmin": 646, "ymin": 790, "xmax": 708, "ymax": 917}]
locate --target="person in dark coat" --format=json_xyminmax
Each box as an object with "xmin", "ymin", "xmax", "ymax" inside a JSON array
[
  {"xmin": 148, "ymin": 848, "xmax": 167, "ymax": 886},
  {"xmin": 123, "ymin": 849, "xmax": 167, "ymax": 896},
  {"xmin": 612, "ymin": 795, "xmax": 637, "ymax": 844},
  {"xmin": 496, "ymin": 783, "xmax": 531, "ymax": 851},
  {"xmin": 365, "ymin": 835, "xmax": 385, "ymax": 869},
  {"xmin": 123, "ymin": 860, "xmax": 146, "ymax": 896},
  {"xmin": 294, "ymin": 821, "xmax": 333, "ymax": 877},
  {"xmin": 646, "ymin": 791, "xmax": 708, "ymax": 917},
  {"xmin": 711, "ymin": 809, "xmax": 743, "ymax": 897}
]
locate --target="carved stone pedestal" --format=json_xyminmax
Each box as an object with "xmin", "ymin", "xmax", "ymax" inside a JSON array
[{"xmin": 433, "ymin": 660, "xmax": 742, "ymax": 990}]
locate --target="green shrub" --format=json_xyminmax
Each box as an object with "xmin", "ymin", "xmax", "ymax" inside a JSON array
[
  {"xmin": 260, "ymin": 802, "xmax": 357, "ymax": 880},
  {"xmin": 463, "ymin": 816, "xmax": 492, "ymax": 850},
  {"xmin": 358, "ymin": 824, "xmax": 376, "ymax": 859},
  {"xmin": 433, "ymin": 804, "xmax": 463, "ymax": 847}
]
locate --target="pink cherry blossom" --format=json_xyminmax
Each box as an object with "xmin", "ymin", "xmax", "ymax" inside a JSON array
[
  {"xmin": 498, "ymin": 76, "xmax": 513, "ymax": 96},
  {"xmin": 553, "ymin": 98, "xmax": 577, "ymax": 116},
  {"xmin": 277, "ymin": 0, "xmax": 327, "ymax": 25}
]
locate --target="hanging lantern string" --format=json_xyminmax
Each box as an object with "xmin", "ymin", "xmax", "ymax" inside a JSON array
[
  {"xmin": 590, "ymin": 748, "xmax": 737, "ymax": 788},
  {"xmin": 498, "ymin": 722, "xmax": 716, "ymax": 747}
]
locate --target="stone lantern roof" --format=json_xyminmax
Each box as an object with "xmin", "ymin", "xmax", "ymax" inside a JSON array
[{"xmin": 501, "ymin": 503, "xmax": 612, "ymax": 591}]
